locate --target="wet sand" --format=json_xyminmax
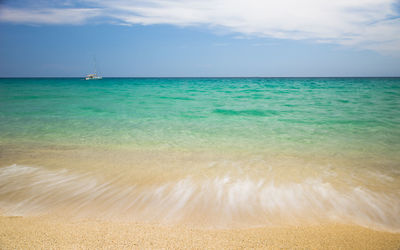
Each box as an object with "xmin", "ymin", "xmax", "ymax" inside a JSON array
[
  {"xmin": 1, "ymin": 144, "xmax": 400, "ymax": 248},
  {"xmin": 1, "ymin": 215, "xmax": 400, "ymax": 249}
]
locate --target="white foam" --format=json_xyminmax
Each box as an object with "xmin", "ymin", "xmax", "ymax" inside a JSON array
[{"xmin": 0, "ymin": 164, "xmax": 399, "ymax": 231}]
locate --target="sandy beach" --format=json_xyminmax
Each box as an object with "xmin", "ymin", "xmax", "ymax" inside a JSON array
[
  {"xmin": 1, "ymin": 144, "xmax": 400, "ymax": 249},
  {"xmin": 1, "ymin": 215, "xmax": 400, "ymax": 249}
]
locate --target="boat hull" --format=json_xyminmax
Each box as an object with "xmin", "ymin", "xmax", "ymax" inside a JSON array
[{"xmin": 85, "ymin": 76, "xmax": 102, "ymax": 80}]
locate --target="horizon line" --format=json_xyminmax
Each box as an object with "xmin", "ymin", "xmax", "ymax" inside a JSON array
[{"xmin": 1, "ymin": 76, "xmax": 400, "ymax": 79}]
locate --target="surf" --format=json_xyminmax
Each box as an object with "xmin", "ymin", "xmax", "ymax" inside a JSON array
[{"xmin": 1, "ymin": 164, "xmax": 399, "ymax": 232}]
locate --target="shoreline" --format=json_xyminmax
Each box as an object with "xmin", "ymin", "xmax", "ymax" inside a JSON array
[{"xmin": 1, "ymin": 215, "xmax": 400, "ymax": 249}]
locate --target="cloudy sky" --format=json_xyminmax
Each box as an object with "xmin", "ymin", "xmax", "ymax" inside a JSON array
[{"xmin": 1, "ymin": 0, "xmax": 400, "ymax": 76}]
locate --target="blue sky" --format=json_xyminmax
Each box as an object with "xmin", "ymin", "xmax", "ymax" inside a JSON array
[{"xmin": 0, "ymin": 0, "xmax": 400, "ymax": 77}]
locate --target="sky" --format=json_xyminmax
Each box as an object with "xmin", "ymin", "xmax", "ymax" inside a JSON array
[{"xmin": 0, "ymin": 0, "xmax": 400, "ymax": 77}]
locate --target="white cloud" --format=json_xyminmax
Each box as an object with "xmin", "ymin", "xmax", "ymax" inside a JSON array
[
  {"xmin": 0, "ymin": 7, "xmax": 101, "ymax": 25},
  {"xmin": 1, "ymin": 0, "xmax": 399, "ymax": 53}
]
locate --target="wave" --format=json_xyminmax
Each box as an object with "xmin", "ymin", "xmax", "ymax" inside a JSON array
[{"xmin": 0, "ymin": 164, "xmax": 399, "ymax": 231}]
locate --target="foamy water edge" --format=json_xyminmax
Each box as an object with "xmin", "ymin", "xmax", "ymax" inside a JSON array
[{"xmin": 0, "ymin": 164, "xmax": 399, "ymax": 232}]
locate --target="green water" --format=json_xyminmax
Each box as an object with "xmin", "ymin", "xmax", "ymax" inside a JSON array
[
  {"xmin": 1, "ymin": 78, "xmax": 399, "ymax": 155},
  {"xmin": 0, "ymin": 78, "xmax": 400, "ymax": 230}
]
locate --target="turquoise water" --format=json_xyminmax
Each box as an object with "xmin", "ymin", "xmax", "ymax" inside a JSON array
[
  {"xmin": 0, "ymin": 77, "xmax": 400, "ymax": 230},
  {"xmin": 1, "ymin": 77, "xmax": 399, "ymax": 155}
]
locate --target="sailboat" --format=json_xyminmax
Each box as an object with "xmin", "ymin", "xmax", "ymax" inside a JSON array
[
  {"xmin": 85, "ymin": 57, "xmax": 102, "ymax": 80},
  {"xmin": 85, "ymin": 73, "xmax": 102, "ymax": 80}
]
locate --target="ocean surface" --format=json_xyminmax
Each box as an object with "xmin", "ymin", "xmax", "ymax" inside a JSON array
[{"xmin": 0, "ymin": 77, "xmax": 399, "ymax": 230}]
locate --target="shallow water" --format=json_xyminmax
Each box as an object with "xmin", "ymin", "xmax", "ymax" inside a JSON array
[{"xmin": 0, "ymin": 78, "xmax": 399, "ymax": 230}]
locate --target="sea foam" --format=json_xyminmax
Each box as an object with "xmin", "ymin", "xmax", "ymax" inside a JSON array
[{"xmin": 0, "ymin": 164, "xmax": 399, "ymax": 231}]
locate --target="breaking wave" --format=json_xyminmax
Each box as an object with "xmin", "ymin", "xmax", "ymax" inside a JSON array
[{"xmin": 0, "ymin": 164, "xmax": 399, "ymax": 231}]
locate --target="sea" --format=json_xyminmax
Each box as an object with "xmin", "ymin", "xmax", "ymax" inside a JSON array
[{"xmin": 0, "ymin": 77, "xmax": 399, "ymax": 231}]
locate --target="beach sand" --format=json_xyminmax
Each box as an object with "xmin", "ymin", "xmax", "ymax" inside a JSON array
[
  {"xmin": 1, "ymin": 145, "xmax": 400, "ymax": 249},
  {"xmin": 1, "ymin": 215, "xmax": 400, "ymax": 249}
]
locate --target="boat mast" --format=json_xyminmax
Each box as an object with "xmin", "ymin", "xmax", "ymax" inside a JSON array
[{"xmin": 93, "ymin": 56, "xmax": 98, "ymax": 75}]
